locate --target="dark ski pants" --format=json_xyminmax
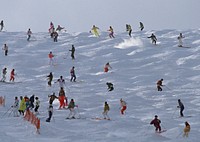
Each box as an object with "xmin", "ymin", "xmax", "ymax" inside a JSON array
[{"xmin": 157, "ymin": 86, "xmax": 162, "ymax": 91}]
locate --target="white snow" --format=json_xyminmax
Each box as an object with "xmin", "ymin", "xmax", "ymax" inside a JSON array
[{"xmin": 0, "ymin": 29, "xmax": 200, "ymax": 142}]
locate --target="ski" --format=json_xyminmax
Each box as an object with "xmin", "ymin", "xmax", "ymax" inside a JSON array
[{"xmin": 156, "ymin": 129, "xmax": 167, "ymax": 133}]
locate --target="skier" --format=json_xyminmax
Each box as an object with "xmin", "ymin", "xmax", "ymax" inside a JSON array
[
  {"xmin": 18, "ymin": 96, "xmax": 26, "ymax": 116},
  {"xmin": 24, "ymin": 96, "xmax": 30, "ymax": 112},
  {"xmin": 139, "ymin": 22, "xmax": 144, "ymax": 31},
  {"xmin": 58, "ymin": 87, "xmax": 66, "ymax": 109},
  {"xmin": 150, "ymin": 115, "xmax": 161, "ymax": 132},
  {"xmin": 177, "ymin": 33, "xmax": 184, "ymax": 47},
  {"xmin": 157, "ymin": 78, "xmax": 163, "ymax": 91},
  {"xmin": 120, "ymin": 98, "xmax": 127, "ymax": 115},
  {"xmin": 126, "ymin": 24, "xmax": 132, "ymax": 37},
  {"xmin": 2, "ymin": 44, "xmax": 8, "ymax": 56},
  {"xmin": 49, "ymin": 22, "xmax": 54, "ymax": 34},
  {"xmin": 47, "ymin": 72, "xmax": 53, "ymax": 86},
  {"xmin": 108, "ymin": 26, "xmax": 115, "ymax": 38},
  {"xmin": 34, "ymin": 97, "xmax": 40, "ymax": 114},
  {"xmin": 48, "ymin": 51, "xmax": 54, "ymax": 65},
  {"xmin": 70, "ymin": 66, "xmax": 76, "ymax": 82},
  {"xmin": 48, "ymin": 92, "xmax": 58, "ymax": 105},
  {"xmin": 90, "ymin": 25, "xmax": 100, "ymax": 37},
  {"xmin": 55, "ymin": 76, "xmax": 65, "ymax": 89},
  {"xmin": 69, "ymin": 45, "xmax": 75, "ymax": 60},
  {"xmin": 29, "ymin": 94, "xmax": 35, "ymax": 110},
  {"xmin": 52, "ymin": 31, "xmax": 58, "ymax": 42},
  {"xmin": 27, "ymin": 28, "xmax": 32, "ymax": 41},
  {"xmin": 46, "ymin": 105, "xmax": 53, "ymax": 122},
  {"xmin": 104, "ymin": 62, "xmax": 112, "ymax": 72},
  {"xmin": 106, "ymin": 82, "xmax": 114, "ymax": 91},
  {"xmin": 66, "ymin": 99, "xmax": 76, "ymax": 119},
  {"xmin": 11, "ymin": 96, "xmax": 19, "ymax": 117},
  {"xmin": 177, "ymin": 99, "xmax": 184, "ymax": 117},
  {"xmin": 183, "ymin": 121, "xmax": 190, "ymax": 137},
  {"xmin": 56, "ymin": 25, "xmax": 65, "ymax": 32},
  {"xmin": 148, "ymin": 33, "xmax": 157, "ymax": 45},
  {"xmin": 10, "ymin": 69, "xmax": 15, "ymax": 82},
  {"xmin": 0, "ymin": 20, "xmax": 4, "ymax": 31},
  {"xmin": 102, "ymin": 101, "xmax": 110, "ymax": 120},
  {"xmin": 1, "ymin": 67, "xmax": 7, "ymax": 82}
]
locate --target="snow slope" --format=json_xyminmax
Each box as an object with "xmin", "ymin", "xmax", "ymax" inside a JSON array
[{"xmin": 0, "ymin": 29, "xmax": 200, "ymax": 142}]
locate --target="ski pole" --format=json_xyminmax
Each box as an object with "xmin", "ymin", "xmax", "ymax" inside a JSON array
[
  {"xmin": 8, "ymin": 108, "xmax": 13, "ymax": 117},
  {"xmin": 1, "ymin": 107, "xmax": 12, "ymax": 118},
  {"xmin": 171, "ymin": 108, "xmax": 178, "ymax": 118},
  {"xmin": 164, "ymin": 85, "xmax": 171, "ymax": 90},
  {"xmin": 176, "ymin": 131, "xmax": 183, "ymax": 138}
]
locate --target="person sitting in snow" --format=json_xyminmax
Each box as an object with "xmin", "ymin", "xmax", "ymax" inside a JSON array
[
  {"xmin": 106, "ymin": 82, "xmax": 114, "ymax": 91},
  {"xmin": 150, "ymin": 115, "xmax": 161, "ymax": 132},
  {"xmin": 148, "ymin": 33, "xmax": 157, "ymax": 45}
]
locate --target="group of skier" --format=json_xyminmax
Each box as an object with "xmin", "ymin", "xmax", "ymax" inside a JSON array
[{"xmin": 0, "ymin": 68, "xmax": 16, "ymax": 82}]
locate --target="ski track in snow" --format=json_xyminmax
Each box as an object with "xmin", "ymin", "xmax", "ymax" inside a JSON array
[{"xmin": 0, "ymin": 30, "xmax": 200, "ymax": 142}]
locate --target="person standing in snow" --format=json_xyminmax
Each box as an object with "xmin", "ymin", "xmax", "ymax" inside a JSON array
[
  {"xmin": 11, "ymin": 96, "xmax": 19, "ymax": 117},
  {"xmin": 104, "ymin": 62, "xmax": 112, "ymax": 72},
  {"xmin": 48, "ymin": 92, "xmax": 58, "ymax": 105},
  {"xmin": 69, "ymin": 45, "xmax": 75, "ymax": 60},
  {"xmin": 58, "ymin": 87, "xmax": 66, "ymax": 109},
  {"xmin": 90, "ymin": 25, "xmax": 100, "ymax": 37},
  {"xmin": 56, "ymin": 25, "xmax": 65, "ymax": 32},
  {"xmin": 126, "ymin": 24, "xmax": 132, "ymax": 37},
  {"xmin": 156, "ymin": 78, "xmax": 163, "ymax": 91},
  {"xmin": 34, "ymin": 97, "xmax": 40, "ymax": 114},
  {"xmin": 55, "ymin": 76, "xmax": 65, "ymax": 89},
  {"xmin": 70, "ymin": 66, "xmax": 76, "ymax": 82},
  {"xmin": 120, "ymin": 98, "xmax": 127, "ymax": 115},
  {"xmin": 177, "ymin": 99, "xmax": 184, "ymax": 117},
  {"xmin": 108, "ymin": 26, "xmax": 115, "ymax": 38},
  {"xmin": 2, "ymin": 44, "xmax": 8, "ymax": 56},
  {"xmin": 139, "ymin": 22, "xmax": 144, "ymax": 31},
  {"xmin": 106, "ymin": 82, "xmax": 114, "ymax": 91},
  {"xmin": 27, "ymin": 28, "xmax": 32, "ymax": 41},
  {"xmin": 177, "ymin": 33, "xmax": 185, "ymax": 47},
  {"xmin": 102, "ymin": 101, "xmax": 110, "ymax": 120},
  {"xmin": 10, "ymin": 69, "xmax": 15, "ymax": 82},
  {"xmin": 18, "ymin": 96, "xmax": 26, "ymax": 116},
  {"xmin": 66, "ymin": 99, "xmax": 76, "ymax": 119},
  {"xmin": 150, "ymin": 115, "xmax": 161, "ymax": 132},
  {"xmin": 29, "ymin": 94, "xmax": 35, "ymax": 110},
  {"xmin": 1, "ymin": 67, "xmax": 7, "ymax": 82},
  {"xmin": 183, "ymin": 121, "xmax": 190, "ymax": 137},
  {"xmin": 52, "ymin": 31, "xmax": 58, "ymax": 42},
  {"xmin": 46, "ymin": 105, "xmax": 53, "ymax": 122},
  {"xmin": 49, "ymin": 22, "xmax": 54, "ymax": 34},
  {"xmin": 148, "ymin": 33, "xmax": 157, "ymax": 45},
  {"xmin": 48, "ymin": 51, "xmax": 54, "ymax": 65},
  {"xmin": 0, "ymin": 20, "xmax": 4, "ymax": 31},
  {"xmin": 47, "ymin": 72, "xmax": 53, "ymax": 86}
]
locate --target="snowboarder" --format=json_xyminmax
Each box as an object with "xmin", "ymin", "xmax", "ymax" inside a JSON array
[
  {"xmin": 90, "ymin": 25, "xmax": 100, "ymax": 37},
  {"xmin": 1, "ymin": 67, "xmax": 7, "ymax": 82},
  {"xmin": 48, "ymin": 92, "xmax": 58, "ymax": 105},
  {"xmin": 10, "ymin": 69, "xmax": 15, "ymax": 82},
  {"xmin": 104, "ymin": 62, "xmax": 112, "ymax": 72},
  {"xmin": 11, "ymin": 96, "xmax": 19, "ymax": 117},
  {"xmin": 183, "ymin": 121, "xmax": 190, "ymax": 137},
  {"xmin": 58, "ymin": 87, "xmax": 66, "ymax": 109},
  {"xmin": 66, "ymin": 99, "xmax": 76, "ymax": 119},
  {"xmin": 52, "ymin": 31, "xmax": 58, "ymax": 42},
  {"xmin": 108, "ymin": 26, "xmax": 115, "ymax": 38},
  {"xmin": 48, "ymin": 51, "xmax": 54, "ymax": 65},
  {"xmin": 34, "ymin": 97, "xmax": 40, "ymax": 114},
  {"xmin": 69, "ymin": 45, "xmax": 75, "ymax": 60},
  {"xmin": 177, "ymin": 33, "xmax": 184, "ymax": 47},
  {"xmin": 46, "ymin": 105, "xmax": 53, "ymax": 122},
  {"xmin": 29, "ymin": 94, "xmax": 35, "ymax": 110},
  {"xmin": 55, "ymin": 76, "xmax": 65, "ymax": 89},
  {"xmin": 150, "ymin": 115, "xmax": 161, "ymax": 132},
  {"xmin": 148, "ymin": 33, "xmax": 157, "ymax": 45},
  {"xmin": 126, "ymin": 24, "xmax": 132, "ymax": 37},
  {"xmin": 106, "ymin": 82, "xmax": 114, "ymax": 91},
  {"xmin": 47, "ymin": 72, "xmax": 53, "ymax": 86},
  {"xmin": 102, "ymin": 101, "xmax": 110, "ymax": 120},
  {"xmin": 157, "ymin": 79, "xmax": 163, "ymax": 91},
  {"xmin": 0, "ymin": 20, "xmax": 4, "ymax": 31},
  {"xmin": 120, "ymin": 98, "xmax": 127, "ymax": 115},
  {"xmin": 70, "ymin": 66, "xmax": 76, "ymax": 82},
  {"xmin": 56, "ymin": 25, "xmax": 65, "ymax": 32},
  {"xmin": 177, "ymin": 99, "xmax": 184, "ymax": 117},
  {"xmin": 2, "ymin": 44, "xmax": 8, "ymax": 56},
  {"xmin": 139, "ymin": 22, "xmax": 144, "ymax": 31},
  {"xmin": 18, "ymin": 96, "xmax": 26, "ymax": 116},
  {"xmin": 27, "ymin": 28, "xmax": 32, "ymax": 41}
]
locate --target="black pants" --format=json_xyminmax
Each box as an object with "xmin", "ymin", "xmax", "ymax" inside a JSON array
[
  {"xmin": 34, "ymin": 106, "xmax": 39, "ymax": 112},
  {"xmin": 46, "ymin": 111, "xmax": 52, "ymax": 122},
  {"xmin": 157, "ymin": 86, "xmax": 162, "ymax": 91},
  {"xmin": 70, "ymin": 75, "xmax": 76, "ymax": 82},
  {"xmin": 180, "ymin": 108, "xmax": 184, "ymax": 117}
]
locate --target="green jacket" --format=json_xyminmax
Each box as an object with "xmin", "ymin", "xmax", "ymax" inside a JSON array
[
  {"xmin": 104, "ymin": 104, "xmax": 110, "ymax": 111},
  {"xmin": 19, "ymin": 98, "xmax": 26, "ymax": 111}
]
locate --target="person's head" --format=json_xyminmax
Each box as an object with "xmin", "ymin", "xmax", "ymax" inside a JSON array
[
  {"xmin": 120, "ymin": 98, "xmax": 123, "ymax": 102},
  {"xmin": 105, "ymin": 101, "xmax": 108, "ymax": 105},
  {"xmin": 15, "ymin": 96, "xmax": 18, "ymax": 100},
  {"xmin": 178, "ymin": 99, "xmax": 181, "ymax": 102},
  {"xmin": 60, "ymin": 76, "xmax": 63, "ymax": 79},
  {"xmin": 35, "ymin": 97, "xmax": 38, "ymax": 100},
  {"xmin": 20, "ymin": 96, "xmax": 23, "ymax": 100},
  {"xmin": 155, "ymin": 115, "xmax": 158, "ymax": 118},
  {"xmin": 72, "ymin": 66, "xmax": 75, "ymax": 69},
  {"xmin": 71, "ymin": 99, "xmax": 74, "ymax": 102},
  {"xmin": 185, "ymin": 121, "xmax": 189, "ymax": 126},
  {"xmin": 161, "ymin": 79, "xmax": 163, "ymax": 81}
]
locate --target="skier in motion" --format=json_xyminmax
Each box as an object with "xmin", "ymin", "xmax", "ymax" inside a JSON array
[
  {"xmin": 2, "ymin": 44, "xmax": 8, "ymax": 56},
  {"xmin": 139, "ymin": 22, "xmax": 144, "ymax": 31},
  {"xmin": 10, "ymin": 69, "xmax": 15, "ymax": 82},
  {"xmin": 0, "ymin": 20, "xmax": 4, "ymax": 31},
  {"xmin": 156, "ymin": 78, "xmax": 164, "ymax": 91},
  {"xmin": 1, "ymin": 67, "xmax": 7, "ymax": 82},
  {"xmin": 102, "ymin": 101, "xmax": 110, "ymax": 120},
  {"xmin": 108, "ymin": 26, "xmax": 115, "ymax": 38},
  {"xmin": 106, "ymin": 82, "xmax": 114, "ymax": 91},
  {"xmin": 27, "ymin": 28, "xmax": 32, "ymax": 41},
  {"xmin": 90, "ymin": 25, "xmax": 100, "ymax": 37},
  {"xmin": 150, "ymin": 115, "xmax": 162, "ymax": 132},
  {"xmin": 70, "ymin": 66, "xmax": 76, "ymax": 82},
  {"xmin": 177, "ymin": 33, "xmax": 185, "ymax": 47},
  {"xmin": 177, "ymin": 99, "xmax": 184, "ymax": 117},
  {"xmin": 148, "ymin": 33, "xmax": 157, "ymax": 45},
  {"xmin": 69, "ymin": 45, "xmax": 75, "ymax": 60},
  {"xmin": 126, "ymin": 24, "xmax": 132, "ymax": 37},
  {"xmin": 104, "ymin": 62, "xmax": 112, "ymax": 72}
]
